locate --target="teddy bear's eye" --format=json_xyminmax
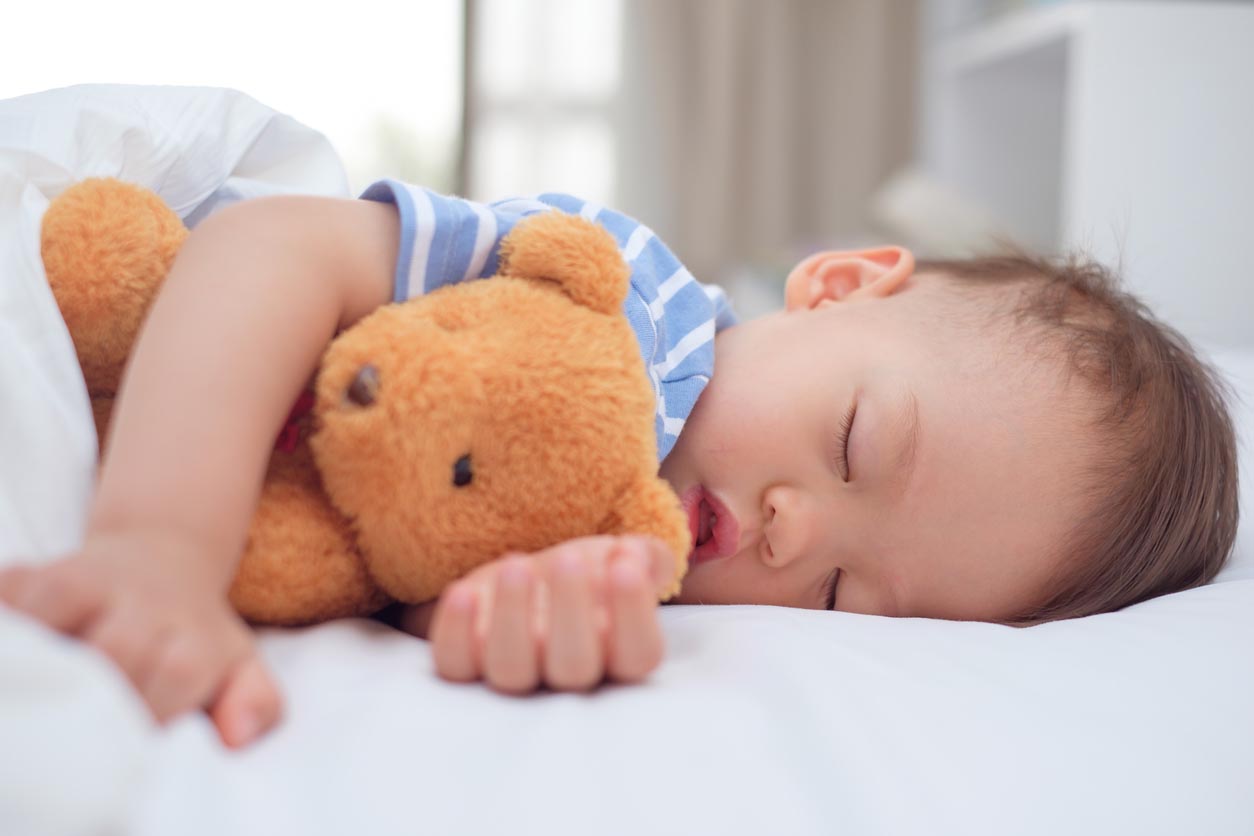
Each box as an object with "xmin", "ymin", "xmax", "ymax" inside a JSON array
[
  {"xmin": 452, "ymin": 454, "xmax": 473, "ymax": 487},
  {"xmin": 346, "ymin": 364, "xmax": 380, "ymax": 407}
]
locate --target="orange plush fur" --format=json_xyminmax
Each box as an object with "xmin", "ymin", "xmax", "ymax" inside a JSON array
[{"xmin": 41, "ymin": 178, "xmax": 691, "ymax": 625}]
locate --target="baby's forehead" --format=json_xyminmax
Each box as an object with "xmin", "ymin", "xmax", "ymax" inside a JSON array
[
  {"xmin": 861, "ymin": 280, "xmax": 1036, "ymax": 360},
  {"xmin": 871, "ymin": 295, "xmax": 1099, "ymax": 429}
]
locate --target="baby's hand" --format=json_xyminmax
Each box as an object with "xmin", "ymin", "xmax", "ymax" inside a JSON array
[
  {"xmin": 425, "ymin": 535, "xmax": 678, "ymax": 694},
  {"xmin": 0, "ymin": 529, "xmax": 281, "ymax": 748}
]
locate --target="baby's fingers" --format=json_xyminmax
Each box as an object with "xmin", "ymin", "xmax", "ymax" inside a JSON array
[
  {"xmin": 606, "ymin": 551, "xmax": 664, "ymax": 682},
  {"xmin": 431, "ymin": 583, "xmax": 481, "ymax": 682},
  {"xmin": 482, "ymin": 558, "xmax": 541, "ymax": 694},
  {"xmin": 0, "ymin": 565, "xmax": 30, "ymax": 604},
  {"xmin": 84, "ymin": 609, "xmax": 163, "ymax": 688},
  {"xmin": 637, "ymin": 536, "xmax": 684, "ymax": 600},
  {"xmin": 141, "ymin": 634, "xmax": 224, "ymax": 724},
  {"xmin": 210, "ymin": 653, "xmax": 283, "ymax": 749},
  {"xmin": 0, "ymin": 563, "xmax": 103, "ymax": 635},
  {"xmin": 543, "ymin": 550, "xmax": 603, "ymax": 691}
]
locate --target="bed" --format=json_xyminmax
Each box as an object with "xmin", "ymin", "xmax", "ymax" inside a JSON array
[{"xmin": 2, "ymin": 86, "xmax": 1251, "ymax": 836}]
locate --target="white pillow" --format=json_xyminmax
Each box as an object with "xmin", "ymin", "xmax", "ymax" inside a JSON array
[{"xmin": 0, "ymin": 84, "xmax": 350, "ymax": 563}]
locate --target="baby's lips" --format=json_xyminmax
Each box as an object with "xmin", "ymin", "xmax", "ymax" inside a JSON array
[
  {"xmin": 705, "ymin": 490, "xmax": 740, "ymax": 559},
  {"xmin": 678, "ymin": 484, "xmax": 704, "ymax": 552},
  {"xmin": 679, "ymin": 485, "xmax": 741, "ymax": 567}
]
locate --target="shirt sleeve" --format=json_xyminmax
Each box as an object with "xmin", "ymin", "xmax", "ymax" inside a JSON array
[
  {"xmin": 358, "ymin": 179, "xmax": 551, "ymax": 303},
  {"xmin": 360, "ymin": 181, "xmax": 740, "ymax": 462}
]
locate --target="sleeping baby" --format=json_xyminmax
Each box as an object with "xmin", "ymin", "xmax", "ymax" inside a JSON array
[{"xmin": 0, "ymin": 181, "xmax": 1238, "ymax": 750}]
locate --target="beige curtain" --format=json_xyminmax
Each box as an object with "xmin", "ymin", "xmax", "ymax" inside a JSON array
[{"xmin": 615, "ymin": 0, "xmax": 919, "ymax": 285}]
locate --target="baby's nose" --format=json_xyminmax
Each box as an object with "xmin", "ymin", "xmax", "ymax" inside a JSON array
[{"xmin": 760, "ymin": 484, "xmax": 816, "ymax": 569}]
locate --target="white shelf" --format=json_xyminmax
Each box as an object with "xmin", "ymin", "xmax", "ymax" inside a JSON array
[
  {"xmin": 938, "ymin": 5, "xmax": 1082, "ymax": 76},
  {"xmin": 914, "ymin": 1, "xmax": 1254, "ymax": 348}
]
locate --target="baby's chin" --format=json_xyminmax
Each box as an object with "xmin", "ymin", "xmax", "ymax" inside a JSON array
[
  {"xmin": 668, "ymin": 571, "xmax": 726, "ymax": 606},
  {"xmin": 666, "ymin": 575, "xmax": 698, "ymax": 605}
]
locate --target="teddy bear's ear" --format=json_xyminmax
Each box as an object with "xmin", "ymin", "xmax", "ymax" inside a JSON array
[{"xmin": 497, "ymin": 211, "xmax": 629, "ymax": 315}]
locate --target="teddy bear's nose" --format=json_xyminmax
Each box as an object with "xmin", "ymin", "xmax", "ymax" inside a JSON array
[{"xmin": 346, "ymin": 364, "xmax": 380, "ymax": 407}]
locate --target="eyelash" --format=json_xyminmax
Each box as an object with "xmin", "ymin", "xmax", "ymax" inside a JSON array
[
  {"xmin": 822, "ymin": 569, "xmax": 840, "ymax": 611},
  {"xmin": 834, "ymin": 402, "xmax": 857, "ymax": 481}
]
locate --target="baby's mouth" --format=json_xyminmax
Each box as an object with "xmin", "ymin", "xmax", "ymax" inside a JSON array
[
  {"xmin": 680, "ymin": 485, "xmax": 740, "ymax": 566},
  {"xmin": 696, "ymin": 499, "xmax": 716, "ymax": 547}
]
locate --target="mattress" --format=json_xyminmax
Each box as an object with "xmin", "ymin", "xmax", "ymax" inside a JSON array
[{"xmin": 1, "ymin": 85, "xmax": 1251, "ymax": 836}]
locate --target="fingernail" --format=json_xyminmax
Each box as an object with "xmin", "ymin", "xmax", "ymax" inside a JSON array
[
  {"xmin": 641, "ymin": 549, "xmax": 658, "ymax": 573},
  {"xmin": 501, "ymin": 559, "xmax": 531, "ymax": 586},
  {"xmin": 446, "ymin": 583, "xmax": 475, "ymax": 611},
  {"xmin": 610, "ymin": 556, "xmax": 643, "ymax": 588},
  {"xmin": 617, "ymin": 538, "xmax": 645, "ymax": 561},
  {"xmin": 556, "ymin": 549, "xmax": 587, "ymax": 576},
  {"xmin": 234, "ymin": 709, "xmax": 264, "ymax": 747},
  {"xmin": 620, "ymin": 546, "xmax": 646, "ymax": 571}
]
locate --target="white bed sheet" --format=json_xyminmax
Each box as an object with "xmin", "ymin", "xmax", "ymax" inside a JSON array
[{"xmin": 1, "ymin": 86, "xmax": 1251, "ymax": 836}]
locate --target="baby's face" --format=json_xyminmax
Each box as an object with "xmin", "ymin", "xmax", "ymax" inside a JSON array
[{"xmin": 658, "ymin": 268, "xmax": 1093, "ymax": 622}]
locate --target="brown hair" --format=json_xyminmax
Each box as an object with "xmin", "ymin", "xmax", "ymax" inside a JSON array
[{"xmin": 917, "ymin": 254, "xmax": 1240, "ymax": 626}]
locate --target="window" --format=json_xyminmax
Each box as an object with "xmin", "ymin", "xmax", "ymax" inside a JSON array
[
  {"xmin": 2, "ymin": 0, "xmax": 465, "ymax": 195},
  {"xmin": 466, "ymin": 0, "xmax": 622, "ymax": 204}
]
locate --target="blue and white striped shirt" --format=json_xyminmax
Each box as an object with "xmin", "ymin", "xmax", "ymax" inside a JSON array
[{"xmin": 359, "ymin": 180, "xmax": 738, "ymax": 462}]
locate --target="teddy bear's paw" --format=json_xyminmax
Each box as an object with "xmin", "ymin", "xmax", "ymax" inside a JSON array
[{"xmin": 231, "ymin": 453, "xmax": 390, "ymax": 625}]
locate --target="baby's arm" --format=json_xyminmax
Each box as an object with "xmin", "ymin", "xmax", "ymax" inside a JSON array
[
  {"xmin": 0, "ymin": 195, "xmax": 398, "ymax": 746},
  {"xmin": 89, "ymin": 195, "xmax": 397, "ymax": 572}
]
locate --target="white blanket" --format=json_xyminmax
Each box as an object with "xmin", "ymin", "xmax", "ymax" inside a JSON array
[{"xmin": 2, "ymin": 86, "xmax": 1251, "ymax": 836}]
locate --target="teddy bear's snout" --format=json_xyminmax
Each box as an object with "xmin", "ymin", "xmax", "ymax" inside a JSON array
[{"xmin": 345, "ymin": 364, "xmax": 380, "ymax": 407}]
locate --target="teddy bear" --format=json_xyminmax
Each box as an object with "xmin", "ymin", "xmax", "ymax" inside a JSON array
[{"xmin": 39, "ymin": 178, "xmax": 691, "ymax": 625}]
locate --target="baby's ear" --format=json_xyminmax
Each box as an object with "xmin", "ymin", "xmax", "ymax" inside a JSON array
[
  {"xmin": 784, "ymin": 246, "xmax": 914, "ymax": 310},
  {"xmin": 497, "ymin": 212, "xmax": 629, "ymax": 315}
]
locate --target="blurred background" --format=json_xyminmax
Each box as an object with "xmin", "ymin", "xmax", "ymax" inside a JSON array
[{"xmin": 3, "ymin": 0, "xmax": 1251, "ymax": 342}]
